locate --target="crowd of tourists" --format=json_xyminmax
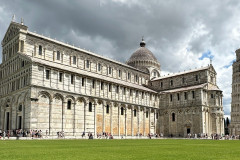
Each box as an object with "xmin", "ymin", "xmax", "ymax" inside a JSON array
[
  {"xmin": 95, "ymin": 132, "xmax": 114, "ymax": 139},
  {"xmin": 185, "ymin": 133, "xmax": 240, "ymax": 140},
  {"xmin": 57, "ymin": 131, "xmax": 65, "ymax": 138},
  {"xmin": 0, "ymin": 129, "xmax": 45, "ymax": 139},
  {"xmin": 1, "ymin": 129, "xmax": 240, "ymax": 140}
]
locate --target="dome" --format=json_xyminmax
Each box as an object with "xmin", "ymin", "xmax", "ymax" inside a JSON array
[
  {"xmin": 126, "ymin": 38, "xmax": 160, "ymax": 72},
  {"xmin": 127, "ymin": 47, "xmax": 158, "ymax": 63}
]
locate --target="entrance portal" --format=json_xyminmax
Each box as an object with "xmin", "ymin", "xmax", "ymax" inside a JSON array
[
  {"xmin": 6, "ymin": 112, "xmax": 10, "ymax": 130},
  {"xmin": 187, "ymin": 128, "xmax": 190, "ymax": 134}
]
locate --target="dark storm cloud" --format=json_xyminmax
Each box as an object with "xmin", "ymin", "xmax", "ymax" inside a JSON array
[
  {"xmin": 0, "ymin": 0, "xmax": 201, "ymax": 63},
  {"xmin": 0, "ymin": 0, "xmax": 240, "ymax": 116}
]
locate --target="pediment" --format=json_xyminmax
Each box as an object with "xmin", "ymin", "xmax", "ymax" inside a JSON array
[
  {"xmin": 209, "ymin": 65, "xmax": 217, "ymax": 74},
  {"xmin": 1, "ymin": 22, "xmax": 28, "ymax": 46}
]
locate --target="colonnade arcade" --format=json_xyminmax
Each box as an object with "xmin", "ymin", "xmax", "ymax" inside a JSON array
[{"xmin": 34, "ymin": 90, "xmax": 159, "ymax": 137}]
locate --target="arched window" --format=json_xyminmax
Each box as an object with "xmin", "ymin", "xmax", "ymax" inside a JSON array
[
  {"xmin": 134, "ymin": 109, "xmax": 137, "ymax": 117},
  {"xmin": 86, "ymin": 60, "xmax": 90, "ymax": 68},
  {"xmin": 57, "ymin": 51, "xmax": 61, "ymax": 60},
  {"xmin": 71, "ymin": 74, "xmax": 74, "ymax": 84},
  {"xmin": 146, "ymin": 111, "xmax": 149, "ymax": 118},
  {"xmin": 67, "ymin": 100, "xmax": 71, "ymax": 110},
  {"xmin": 21, "ymin": 60, "xmax": 25, "ymax": 67},
  {"xmin": 121, "ymin": 107, "xmax": 124, "ymax": 115},
  {"xmin": 170, "ymin": 80, "xmax": 173, "ymax": 86},
  {"xmin": 73, "ymin": 56, "xmax": 76, "ymax": 65},
  {"xmin": 98, "ymin": 63, "xmax": 101, "ymax": 71},
  {"xmin": 39, "ymin": 45, "xmax": 42, "ymax": 55},
  {"xmin": 182, "ymin": 77, "xmax": 185, "ymax": 84},
  {"xmin": 109, "ymin": 84, "xmax": 112, "ymax": 92},
  {"xmin": 170, "ymin": 94, "xmax": 173, "ymax": 102},
  {"xmin": 108, "ymin": 67, "xmax": 112, "ymax": 74},
  {"xmin": 135, "ymin": 75, "xmax": 138, "ymax": 82},
  {"xmin": 18, "ymin": 105, "xmax": 22, "ymax": 111},
  {"xmin": 106, "ymin": 105, "xmax": 109, "ymax": 114},
  {"xmin": 89, "ymin": 102, "xmax": 92, "ymax": 112},
  {"xmin": 92, "ymin": 80, "xmax": 95, "ymax": 89},
  {"xmin": 128, "ymin": 72, "xmax": 131, "ymax": 80},
  {"xmin": 172, "ymin": 113, "xmax": 175, "ymax": 121},
  {"xmin": 195, "ymin": 75, "xmax": 199, "ymax": 81},
  {"xmin": 82, "ymin": 77, "xmax": 85, "ymax": 86}
]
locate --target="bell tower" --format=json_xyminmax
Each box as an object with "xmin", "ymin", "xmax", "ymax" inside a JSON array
[{"xmin": 230, "ymin": 49, "xmax": 240, "ymax": 135}]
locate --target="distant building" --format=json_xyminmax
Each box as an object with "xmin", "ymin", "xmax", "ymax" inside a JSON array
[
  {"xmin": 230, "ymin": 49, "xmax": 240, "ymax": 135},
  {"xmin": 0, "ymin": 20, "xmax": 224, "ymax": 138}
]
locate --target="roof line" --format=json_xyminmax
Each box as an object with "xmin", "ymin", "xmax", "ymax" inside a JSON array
[
  {"xmin": 27, "ymin": 31, "xmax": 149, "ymax": 75},
  {"xmin": 152, "ymin": 66, "xmax": 211, "ymax": 81},
  {"xmin": 159, "ymin": 83, "xmax": 208, "ymax": 93}
]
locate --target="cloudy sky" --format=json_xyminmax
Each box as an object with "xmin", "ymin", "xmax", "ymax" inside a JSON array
[{"xmin": 0, "ymin": 0, "xmax": 239, "ymax": 118}]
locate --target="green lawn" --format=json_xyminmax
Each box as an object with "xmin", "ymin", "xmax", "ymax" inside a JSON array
[{"xmin": 0, "ymin": 139, "xmax": 239, "ymax": 160}]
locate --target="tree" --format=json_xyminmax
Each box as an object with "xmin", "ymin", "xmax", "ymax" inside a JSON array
[
  {"xmin": 226, "ymin": 117, "xmax": 230, "ymax": 127},
  {"xmin": 225, "ymin": 117, "xmax": 230, "ymax": 135}
]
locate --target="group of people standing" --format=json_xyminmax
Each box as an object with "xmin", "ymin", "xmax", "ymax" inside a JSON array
[
  {"xmin": 96, "ymin": 132, "xmax": 113, "ymax": 139},
  {"xmin": 0, "ymin": 130, "xmax": 9, "ymax": 139}
]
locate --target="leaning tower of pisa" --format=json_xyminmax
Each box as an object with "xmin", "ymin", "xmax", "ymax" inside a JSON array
[{"xmin": 230, "ymin": 49, "xmax": 240, "ymax": 135}]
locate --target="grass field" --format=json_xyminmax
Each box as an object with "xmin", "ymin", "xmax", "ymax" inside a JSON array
[{"xmin": 0, "ymin": 139, "xmax": 240, "ymax": 160}]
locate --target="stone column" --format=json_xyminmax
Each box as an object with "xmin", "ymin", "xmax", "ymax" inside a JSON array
[
  {"xmin": 44, "ymin": 48, "xmax": 46, "ymax": 59},
  {"xmin": 138, "ymin": 106, "xmax": 140, "ymax": 136},
  {"xmin": 215, "ymin": 117, "xmax": 218, "ymax": 134},
  {"xmin": 110, "ymin": 102, "xmax": 113, "ymax": 135},
  {"xmin": 143, "ymin": 107, "xmax": 146, "ymax": 136},
  {"xmin": 74, "ymin": 75, "xmax": 76, "ymax": 93},
  {"xmin": 208, "ymin": 111, "xmax": 211, "ymax": 136},
  {"xmin": 73, "ymin": 102, "xmax": 76, "ymax": 136},
  {"xmin": 125, "ymin": 105, "xmax": 127, "ymax": 137},
  {"xmin": 118, "ymin": 105, "xmax": 120, "ymax": 137},
  {"xmin": 49, "ymin": 100, "xmax": 52, "ymax": 135},
  {"xmin": 85, "ymin": 78, "xmax": 87, "ymax": 95},
  {"xmin": 94, "ymin": 100, "xmax": 97, "ymax": 137},
  {"xmin": 102, "ymin": 101, "xmax": 106, "ymax": 132},
  {"xmin": 220, "ymin": 117, "xmax": 222, "ymax": 135},
  {"xmin": 3, "ymin": 109, "xmax": 6, "ymax": 131},
  {"xmin": 62, "ymin": 101, "xmax": 66, "ymax": 132},
  {"xmin": 204, "ymin": 110, "xmax": 207, "ymax": 134},
  {"xmin": 43, "ymin": 66, "xmax": 45, "ymax": 87},
  {"xmin": 18, "ymin": 40, "xmax": 21, "ymax": 52},
  {"xmin": 0, "ymin": 105, "xmax": 2, "ymax": 129},
  {"xmin": 77, "ymin": 57, "xmax": 79, "ymax": 68},
  {"xmin": 53, "ymin": 51, "xmax": 55, "ymax": 61},
  {"xmin": 154, "ymin": 109, "xmax": 156, "ymax": 134},
  {"xmin": 33, "ymin": 45, "xmax": 36, "ymax": 56},
  {"xmin": 131, "ymin": 106, "xmax": 134, "ymax": 136},
  {"xmin": 84, "ymin": 99, "xmax": 89, "ymax": 132},
  {"xmin": 9, "ymin": 107, "xmax": 12, "ymax": 132},
  {"xmin": 149, "ymin": 108, "xmax": 151, "ymax": 134}
]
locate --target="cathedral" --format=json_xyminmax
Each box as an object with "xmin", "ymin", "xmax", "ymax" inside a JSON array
[
  {"xmin": 230, "ymin": 49, "xmax": 240, "ymax": 135},
  {"xmin": 0, "ymin": 20, "xmax": 224, "ymax": 138}
]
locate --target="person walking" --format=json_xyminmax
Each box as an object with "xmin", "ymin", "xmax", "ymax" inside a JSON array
[
  {"xmin": 46, "ymin": 130, "xmax": 48, "ymax": 139},
  {"xmin": 7, "ymin": 130, "xmax": 10, "ymax": 139},
  {"xmin": 3, "ymin": 131, "xmax": 6, "ymax": 140}
]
